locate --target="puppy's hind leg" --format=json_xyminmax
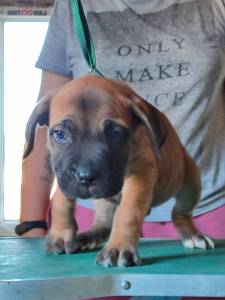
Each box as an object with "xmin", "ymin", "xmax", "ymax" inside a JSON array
[
  {"xmin": 77, "ymin": 199, "xmax": 117, "ymax": 250},
  {"xmin": 172, "ymin": 154, "xmax": 214, "ymax": 249}
]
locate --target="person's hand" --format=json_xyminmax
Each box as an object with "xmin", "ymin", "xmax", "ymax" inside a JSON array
[{"xmin": 22, "ymin": 228, "xmax": 47, "ymax": 237}]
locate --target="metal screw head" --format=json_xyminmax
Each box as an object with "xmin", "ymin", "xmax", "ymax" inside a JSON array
[{"xmin": 121, "ymin": 280, "xmax": 131, "ymax": 290}]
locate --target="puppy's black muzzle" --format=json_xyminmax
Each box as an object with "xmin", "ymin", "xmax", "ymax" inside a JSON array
[
  {"xmin": 68, "ymin": 163, "xmax": 98, "ymax": 188},
  {"xmin": 51, "ymin": 125, "xmax": 130, "ymax": 200},
  {"xmin": 56, "ymin": 154, "xmax": 126, "ymax": 200}
]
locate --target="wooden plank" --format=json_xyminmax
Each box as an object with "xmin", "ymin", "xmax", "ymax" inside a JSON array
[{"xmin": 0, "ymin": 237, "xmax": 225, "ymax": 299}]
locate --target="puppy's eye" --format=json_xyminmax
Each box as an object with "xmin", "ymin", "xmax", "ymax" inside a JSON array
[
  {"xmin": 52, "ymin": 129, "xmax": 71, "ymax": 144},
  {"xmin": 110, "ymin": 128, "xmax": 124, "ymax": 140},
  {"xmin": 104, "ymin": 121, "xmax": 129, "ymax": 143}
]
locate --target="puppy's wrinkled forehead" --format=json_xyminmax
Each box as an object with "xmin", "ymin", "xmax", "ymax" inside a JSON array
[{"xmin": 49, "ymin": 77, "xmax": 132, "ymax": 129}]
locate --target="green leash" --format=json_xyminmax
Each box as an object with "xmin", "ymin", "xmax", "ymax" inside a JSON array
[{"xmin": 71, "ymin": 0, "xmax": 104, "ymax": 77}]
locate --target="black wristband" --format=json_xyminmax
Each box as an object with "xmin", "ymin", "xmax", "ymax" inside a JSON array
[{"xmin": 15, "ymin": 221, "xmax": 48, "ymax": 236}]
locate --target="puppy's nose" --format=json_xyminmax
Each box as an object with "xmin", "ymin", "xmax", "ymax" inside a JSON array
[{"xmin": 76, "ymin": 167, "xmax": 96, "ymax": 187}]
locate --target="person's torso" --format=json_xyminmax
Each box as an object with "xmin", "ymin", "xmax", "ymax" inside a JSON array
[{"xmin": 66, "ymin": 0, "xmax": 225, "ymax": 220}]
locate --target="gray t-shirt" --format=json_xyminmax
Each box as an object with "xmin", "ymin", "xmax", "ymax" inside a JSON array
[{"xmin": 36, "ymin": 0, "xmax": 225, "ymax": 222}]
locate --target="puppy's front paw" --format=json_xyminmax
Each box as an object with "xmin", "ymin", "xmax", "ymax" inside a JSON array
[
  {"xmin": 96, "ymin": 243, "xmax": 141, "ymax": 267},
  {"xmin": 46, "ymin": 227, "xmax": 78, "ymax": 254},
  {"xmin": 182, "ymin": 234, "xmax": 215, "ymax": 250},
  {"xmin": 77, "ymin": 228, "xmax": 110, "ymax": 250}
]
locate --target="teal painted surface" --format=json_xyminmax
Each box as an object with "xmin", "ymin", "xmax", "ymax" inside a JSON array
[{"xmin": 1, "ymin": 238, "xmax": 225, "ymax": 281}]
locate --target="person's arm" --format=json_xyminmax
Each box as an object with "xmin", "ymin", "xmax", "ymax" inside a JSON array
[{"xmin": 20, "ymin": 71, "xmax": 71, "ymax": 237}]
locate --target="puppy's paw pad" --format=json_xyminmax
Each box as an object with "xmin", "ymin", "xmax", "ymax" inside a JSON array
[
  {"xmin": 46, "ymin": 230, "xmax": 78, "ymax": 254},
  {"xmin": 182, "ymin": 235, "xmax": 214, "ymax": 250},
  {"xmin": 118, "ymin": 249, "xmax": 141, "ymax": 267},
  {"xmin": 64, "ymin": 240, "xmax": 78, "ymax": 254},
  {"xmin": 96, "ymin": 248, "xmax": 119, "ymax": 267},
  {"xmin": 47, "ymin": 238, "xmax": 65, "ymax": 254},
  {"xmin": 77, "ymin": 233, "xmax": 98, "ymax": 250},
  {"xmin": 96, "ymin": 246, "xmax": 141, "ymax": 267},
  {"xmin": 203, "ymin": 235, "xmax": 215, "ymax": 249},
  {"xmin": 77, "ymin": 228, "xmax": 110, "ymax": 250}
]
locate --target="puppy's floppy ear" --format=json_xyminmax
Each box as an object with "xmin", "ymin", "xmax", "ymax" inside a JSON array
[
  {"xmin": 23, "ymin": 94, "xmax": 51, "ymax": 159},
  {"xmin": 130, "ymin": 95, "xmax": 166, "ymax": 159}
]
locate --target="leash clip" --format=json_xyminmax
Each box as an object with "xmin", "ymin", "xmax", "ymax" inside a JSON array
[
  {"xmin": 89, "ymin": 65, "xmax": 94, "ymax": 73},
  {"xmin": 89, "ymin": 65, "xmax": 105, "ymax": 77}
]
